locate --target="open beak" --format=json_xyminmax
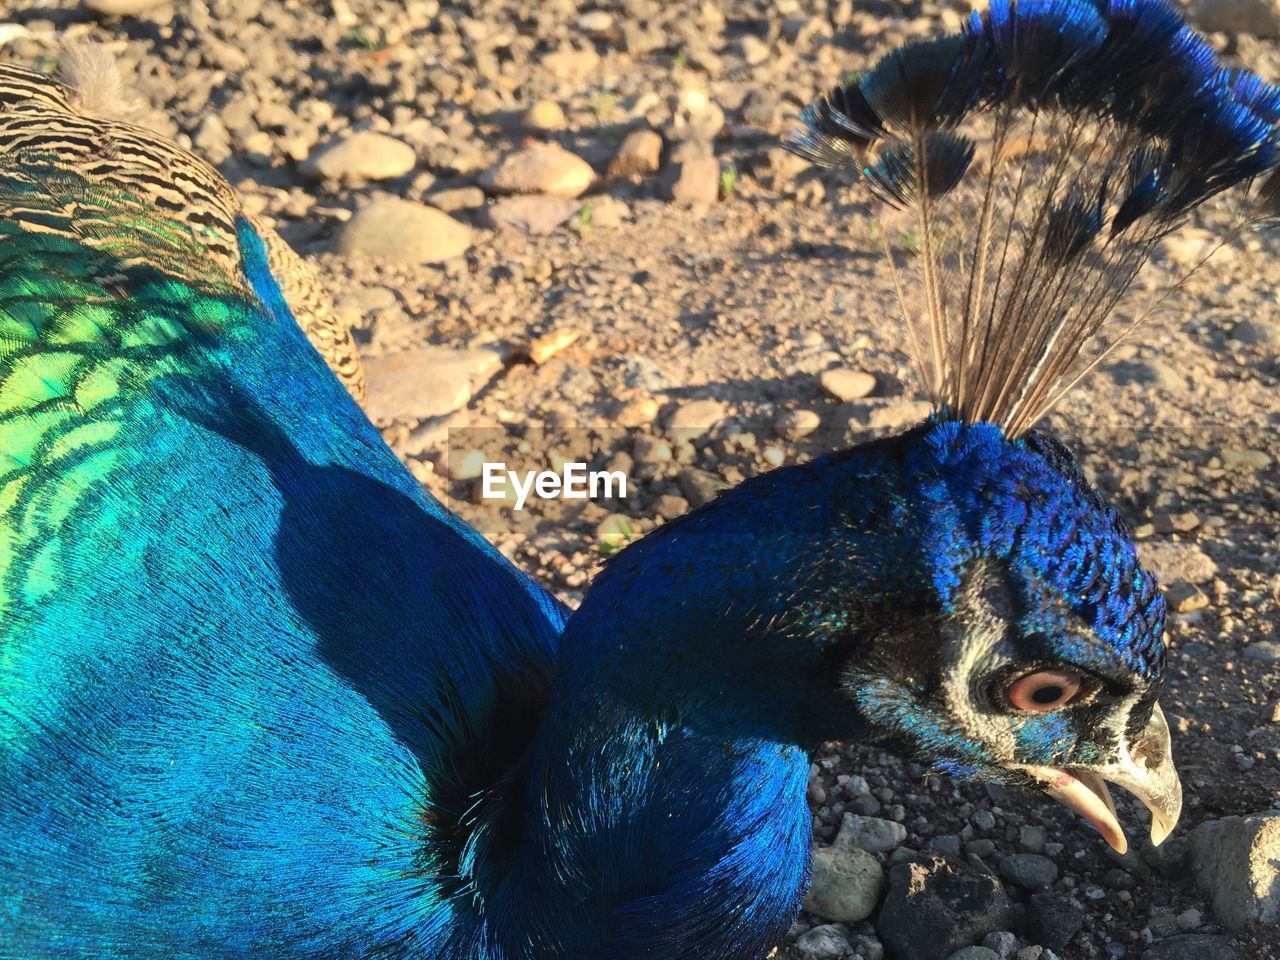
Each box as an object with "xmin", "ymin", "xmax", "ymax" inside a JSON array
[{"xmin": 1013, "ymin": 703, "xmax": 1182, "ymax": 855}]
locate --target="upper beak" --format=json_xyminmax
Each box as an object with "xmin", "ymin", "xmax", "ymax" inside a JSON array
[{"xmin": 1014, "ymin": 702, "xmax": 1182, "ymax": 855}]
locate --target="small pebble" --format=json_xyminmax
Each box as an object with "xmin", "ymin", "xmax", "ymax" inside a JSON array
[
  {"xmin": 576, "ymin": 10, "xmax": 614, "ymax": 33},
  {"xmin": 667, "ymin": 399, "xmax": 728, "ymax": 440},
  {"xmin": 971, "ymin": 810, "xmax": 997, "ymax": 831},
  {"xmin": 1019, "ymin": 825, "xmax": 1047, "ymax": 854},
  {"xmin": 834, "ymin": 814, "xmax": 908, "ymax": 854},
  {"xmin": 1104, "ymin": 868, "xmax": 1136, "ymax": 891},
  {"xmin": 949, "ymin": 948, "xmax": 1001, "ymax": 960},
  {"xmin": 819, "ymin": 368, "xmax": 877, "ymax": 402},
  {"xmin": 608, "ymin": 129, "xmax": 664, "ymax": 178},
  {"xmin": 481, "ymin": 143, "xmax": 596, "ymax": 198},
  {"xmin": 998, "ymin": 854, "xmax": 1059, "ymax": 891},
  {"xmin": 1141, "ymin": 933, "xmax": 1238, "ymax": 960},
  {"xmin": 336, "ymin": 199, "xmax": 471, "ymax": 265},
  {"xmin": 966, "ymin": 839, "xmax": 997, "ymax": 859},
  {"xmin": 776, "ymin": 409, "xmax": 821, "ymax": 439},
  {"xmin": 303, "ymin": 131, "xmax": 415, "ymax": 182},
  {"xmin": 794, "ymin": 924, "xmax": 853, "ymax": 960},
  {"xmin": 928, "ymin": 834, "xmax": 962, "ymax": 857},
  {"xmin": 661, "ymin": 156, "xmax": 721, "ymax": 205},
  {"xmin": 982, "ymin": 931, "xmax": 1020, "ymax": 959},
  {"xmin": 523, "ymin": 99, "xmax": 567, "ymax": 132}
]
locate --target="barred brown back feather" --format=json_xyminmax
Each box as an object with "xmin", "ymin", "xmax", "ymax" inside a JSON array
[{"xmin": 0, "ymin": 57, "xmax": 365, "ymax": 402}]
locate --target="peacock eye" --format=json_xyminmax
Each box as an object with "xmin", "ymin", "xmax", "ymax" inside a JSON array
[{"xmin": 1005, "ymin": 669, "xmax": 1086, "ymax": 712}]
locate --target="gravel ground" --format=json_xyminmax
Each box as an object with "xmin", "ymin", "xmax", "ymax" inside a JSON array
[{"xmin": 2, "ymin": 1, "xmax": 1277, "ymax": 958}]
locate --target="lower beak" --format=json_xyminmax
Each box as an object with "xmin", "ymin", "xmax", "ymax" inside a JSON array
[{"xmin": 1013, "ymin": 703, "xmax": 1182, "ymax": 855}]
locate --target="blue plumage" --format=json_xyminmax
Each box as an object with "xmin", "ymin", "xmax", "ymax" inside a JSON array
[{"xmin": 0, "ymin": 0, "xmax": 1265, "ymax": 954}]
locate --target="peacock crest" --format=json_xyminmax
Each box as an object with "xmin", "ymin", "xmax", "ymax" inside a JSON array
[{"xmin": 789, "ymin": 0, "xmax": 1280, "ymax": 436}]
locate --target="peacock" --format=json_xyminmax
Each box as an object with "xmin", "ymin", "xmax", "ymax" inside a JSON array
[{"xmin": 1, "ymin": 0, "xmax": 1272, "ymax": 955}]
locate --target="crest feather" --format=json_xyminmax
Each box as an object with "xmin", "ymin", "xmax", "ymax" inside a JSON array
[{"xmin": 790, "ymin": 0, "xmax": 1280, "ymax": 436}]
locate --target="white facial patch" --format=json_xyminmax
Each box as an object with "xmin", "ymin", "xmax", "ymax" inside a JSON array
[{"xmin": 936, "ymin": 559, "xmax": 1024, "ymax": 761}]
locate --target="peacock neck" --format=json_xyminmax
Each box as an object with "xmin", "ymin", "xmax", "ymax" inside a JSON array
[{"xmin": 494, "ymin": 457, "xmax": 901, "ymax": 960}]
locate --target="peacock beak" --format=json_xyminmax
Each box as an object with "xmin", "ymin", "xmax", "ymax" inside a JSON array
[{"xmin": 1013, "ymin": 702, "xmax": 1182, "ymax": 855}]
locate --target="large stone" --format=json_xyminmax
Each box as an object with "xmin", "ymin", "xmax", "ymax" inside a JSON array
[
  {"xmin": 1219, "ymin": 448, "xmax": 1273, "ymax": 471},
  {"xmin": 302, "ymin": 132, "xmax": 416, "ymax": 182},
  {"xmin": 336, "ymin": 199, "xmax": 472, "ymax": 265},
  {"xmin": 1187, "ymin": 812, "xmax": 1280, "ymax": 931},
  {"xmin": 804, "ymin": 846, "xmax": 885, "ymax": 923},
  {"xmin": 361, "ymin": 347, "xmax": 503, "ymax": 425},
  {"xmin": 877, "ymin": 857, "xmax": 1014, "ymax": 960},
  {"xmin": 1156, "ymin": 226, "xmax": 1239, "ymax": 271},
  {"xmin": 1165, "ymin": 581, "xmax": 1209, "ymax": 614},
  {"xmin": 481, "ymin": 143, "xmax": 595, "ymax": 197},
  {"xmin": 1188, "ymin": 0, "xmax": 1280, "ymax": 36}
]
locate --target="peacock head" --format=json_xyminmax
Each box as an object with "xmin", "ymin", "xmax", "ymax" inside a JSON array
[
  {"xmin": 586, "ymin": 416, "xmax": 1179, "ymax": 855},
  {"xmin": 817, "ymin": 419, "xmax": 1179, "ymax": 855},
  {"xmin": 767, "ymin": 0, "xmax": 1280, "ymax": 853}
]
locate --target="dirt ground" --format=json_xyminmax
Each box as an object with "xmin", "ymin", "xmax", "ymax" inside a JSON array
[{"xmin": 1, "ymin": 1, "xmax": 1277, "ymax": 958}]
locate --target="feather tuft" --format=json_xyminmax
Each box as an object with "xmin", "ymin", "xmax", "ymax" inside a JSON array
[
  {"xmin": 865, "ymin": 133, "xmax": 976, "ymax": 208},
  {"xmin": 1044, "ymin": 182, "xmax": 1107, "ymax": 262},
  {"xmin": 59, "ymin": 42, "xmax": 145, "ymax": 122},
  {"xmin": 861, "ymin": 35, "xmax": 990, "ymax": 134},
  {"xmin": 788, "ymin": 0, "xmax": 1280, "ymax": 435}
]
